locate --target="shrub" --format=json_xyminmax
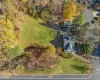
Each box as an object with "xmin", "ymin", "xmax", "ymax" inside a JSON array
[
  {"xmin": 79, "ymin": 43, "xmax": 93, "ymax": 55},
  {"xmin": 45, "ymin": 46, "xmax": 56, "ymax": 57},
  {"xmin": 16, "ymin": 64, "xmax": 25, "ymax": 73},
  {"xmin": 61, "ymin": 52, "xmax": 73, "ymax": 58},
  {"xmin": 56, "ymin": 48, "xmax": 62, "ymax": 56},
  {"xmin": 4, "ymin": 46, "xmax": 21, "ymax": 59},
  {"xmin": 73, "ymin": 14, "xmax": 84, "ymax": 26},
  {"xmin": 0, "ymin": 51, "xmax": 8, "ymax": 67},
  {"xmin": 71, "ymin": 58, "xmax": 88, "ymax": 73},
  {"xmin": 71, "ymin": 64, "xmax": 88, "ymax": 73}
]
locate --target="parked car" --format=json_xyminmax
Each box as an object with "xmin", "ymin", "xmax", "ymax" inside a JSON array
[
  {"xmin": 96, "ymin": 13, "xmax": 100, "ymax": 16},
  {"xmin": 91, "ymin": 20, "xmax": 95, "ymax": 24}
]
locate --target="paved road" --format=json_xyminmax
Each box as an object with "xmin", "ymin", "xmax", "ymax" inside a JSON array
[
  {"xmin": 83, "ymin": 9, "xmax": 100, "ymax": 80},
  {"xmin": 0, "ymin": 78, "xmax": 91, "ymax": 80},
  {"xmin": 0, "ymin": 74, "xmax": 91, "ymax": 80},
  {"xmin": 91, "ymin": 58, "xmax": 100, "ymax": 80}
]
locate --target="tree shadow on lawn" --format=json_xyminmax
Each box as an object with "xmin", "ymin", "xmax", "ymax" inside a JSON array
[
  {"xmin": 50, "ymin": 35, "xmax": 63, "ymax": 49},
  {"xmin": 71, "ymin": 64, "xmax": 89, "ymax": 73},
  {"xmin": 39, "ymin": 21, "xmax": 59, "ymax": 30},
  {"xmin": 39, "ymin": 21, "xmax": 63, "ymax": 49}
]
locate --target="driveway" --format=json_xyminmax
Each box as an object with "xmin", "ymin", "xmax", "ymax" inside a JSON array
[
  {"xmin": 89, "ymin": 58, "xmax": 100, "ymax": 80},
  {"xmin": 83, "ymin": 9, "xmax": 95, "ymax": 28},
  {"xmin": 83, "ymin": 9, "xmax": 93, "ymax": 23}
]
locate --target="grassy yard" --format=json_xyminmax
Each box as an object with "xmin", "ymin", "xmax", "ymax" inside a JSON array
[
  {"xmin": 73, "ymin": 14, "xmax": 85, "ymax": 25},
  {"xmin": 19, "ymin": 15, "xmax": 90, "ymax": 74},
  {"xmin": 81, "ymin": 14, "xmax": 85, "ymax": 25},
  {"xmin": 22, "ymin": 0, "xmax": 28, "ymax": 3},
  {"xmin": 19, "ymin": 15, "xmax": 56, "ymax": 51},
  {"xmin": 22, "ymin": 57, "xmax": 90, "ymax": 74}
]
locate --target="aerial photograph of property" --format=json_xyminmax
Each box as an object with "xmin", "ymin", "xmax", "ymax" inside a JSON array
[{"xmin": 0, "ymin": 0, "xmax": 100, "ymax": 80}]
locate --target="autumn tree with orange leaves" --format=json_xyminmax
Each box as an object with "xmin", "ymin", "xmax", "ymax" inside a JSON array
[{"xmin": 63, "ymin": 0, "xmax": 76, "ymax": 21}]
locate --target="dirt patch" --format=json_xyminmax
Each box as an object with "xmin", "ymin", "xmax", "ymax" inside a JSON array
[
  {"xmin": 0, "ymin": 45, "xmax": 58, "ymax": 71},
  {"xmin": 23, "ymin": 46, "xmax": 58, "ymax": 70}
]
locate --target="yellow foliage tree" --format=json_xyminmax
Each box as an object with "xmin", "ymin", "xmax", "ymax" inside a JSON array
[
  {"xmin": 63, "ymin": 0, "xmax": 76, "ymax": 21},
  {"xmin": 0, "ymin": 20, "xmax": 16, "ymax": 48},
  {"xmin": 76, "ymin": 4, "xmax": 87, "ymax": 15}
]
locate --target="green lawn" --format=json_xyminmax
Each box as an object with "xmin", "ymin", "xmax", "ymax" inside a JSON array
[
  {"xmin": 19, "ymin": 15, "xmax": 56, "ymax": 51},
  {"xmin": 81, "ymin": 14, "xmax": 85, "ymax": 25},
  {"xmin": 22, "ymin": 0, "xmax": 28, "ymax": 3},
  {"xmin": 73, "ymin": 14, "xmax": 85, "ymax": 25}
]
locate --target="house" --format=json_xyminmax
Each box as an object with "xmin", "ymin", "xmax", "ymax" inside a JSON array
[
  {"xmin": 63, "ymin": 34, "xmax": 75, "ymax": 53},
  {"xmin": 59, "ymin": 21, "xmax": 72, "ymax": 28}
]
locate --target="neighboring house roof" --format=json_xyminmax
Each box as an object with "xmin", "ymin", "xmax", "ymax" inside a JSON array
[
  {"xmin": 63, "ymin": 34, "xmax": 75, "ymax": 53},
  {"xmin": 60, "ymin": 21, "xmax": 72, "ymax": 28},
  {"xmin": 94, "ymin": 0, "xmax": 100, "ymax": 3},
  {"xmin": 64, "ymin": 21, "xmax": 72, "ymax": 27}
]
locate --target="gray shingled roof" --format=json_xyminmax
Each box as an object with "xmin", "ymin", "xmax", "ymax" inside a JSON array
[{"xmin": 63, "ymin": 34, "xmax": 75, "ymax": 53}]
